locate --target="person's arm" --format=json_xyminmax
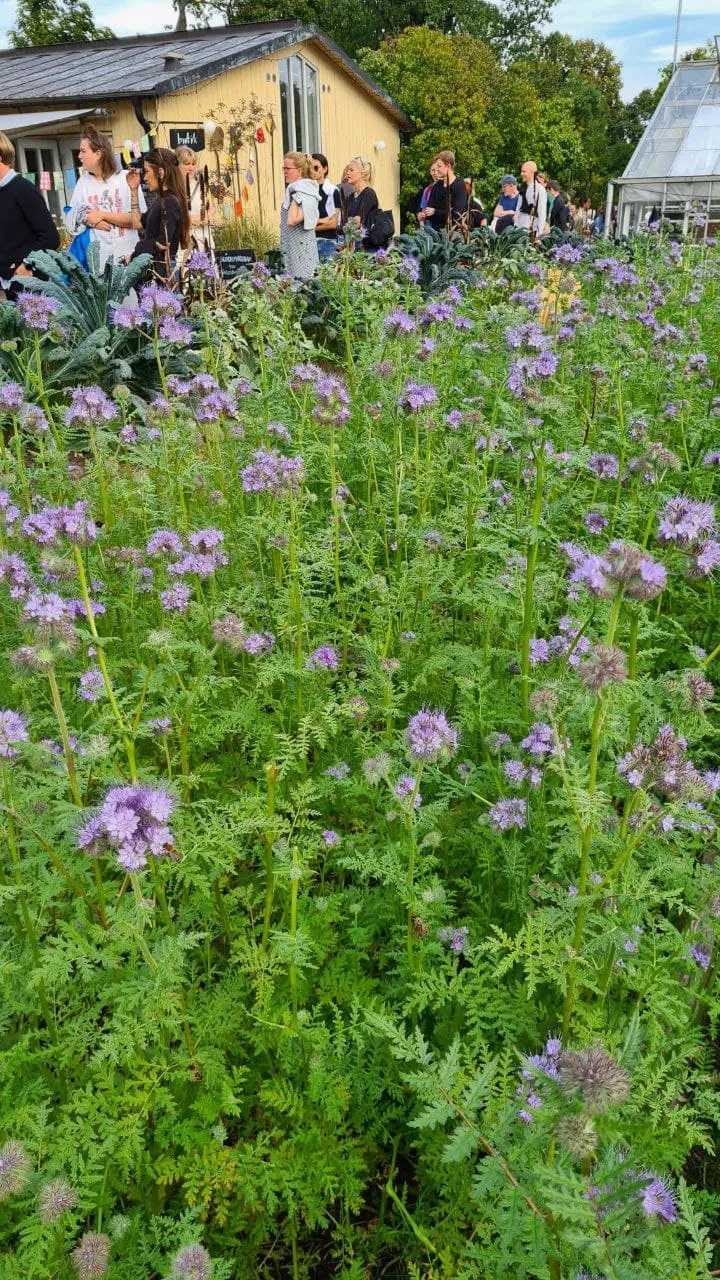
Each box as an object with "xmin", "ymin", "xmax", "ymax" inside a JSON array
[
  {"xmin": 15, "ymin": 182, "xmax": 60, "ymax": 268},
  {"xmin": 125, "ymin": 169, "xmax": 144, "ymax": 232}
]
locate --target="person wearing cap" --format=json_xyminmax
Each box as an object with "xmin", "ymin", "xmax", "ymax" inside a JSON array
[{"xmin": 492, "ymin": 176, "xmax": 519, "ymax": 233}]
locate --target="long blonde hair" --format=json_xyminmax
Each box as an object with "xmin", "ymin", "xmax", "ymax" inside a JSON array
[{"xmin": 284, "ymin": 152, "xmax": 313, "ymax": 179}]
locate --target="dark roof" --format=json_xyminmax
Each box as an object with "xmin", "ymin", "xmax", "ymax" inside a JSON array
[{"xmin": 0, "ymin": 20, "xmax": 411, "ymax": 128}]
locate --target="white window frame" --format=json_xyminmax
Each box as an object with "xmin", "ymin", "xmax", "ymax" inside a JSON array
[{"xmin": 278, "ymin": 54, "xmax": 321, "ymax": 154}]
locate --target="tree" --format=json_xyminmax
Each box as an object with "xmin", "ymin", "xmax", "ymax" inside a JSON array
[
  {"xmin": 360, "ymin": 26, "xmax": 503, "ymax": 205},
  {"xmin": 177, "ymin": 0, "xmax": 556, "ymax": 61},
  {"xmin": 9, "ymin": 0, "xmax": 113, "ymax": 46}
]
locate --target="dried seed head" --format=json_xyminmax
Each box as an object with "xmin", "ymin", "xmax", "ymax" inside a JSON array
[
  {"xmin": 37, "ymin": 1177, "xmax": 77, "ymax": 1222},
  {"xmin": 555, "ymin": 1113, "xmax": 598, "ymax": 1158},
  {"xmin": 411, "ymin": 915, "xmax": 429, "ymax": 939},
  {"xmin": 170, "ymin": 1242, "xmax": 213, "ymax": 1279},
  {"xmin": 71, "ymin": 1231, "xmax": 111, "ymax": 1279},
  {"xmin": 0, "ymin": 1140, "xmax": 31, "ymax": 1200},
  {"xmin": 578, "ymin": 645, "xmax": 628, "ymax": 692},
  {"xmin": 683, "ymin": 670, "xmax": 714, "ymax": 709},
  {"xmin": 529, "ymin": 688, "xmax": 558, "ymax": 714},
  {"xmin": 558, "ymin": 1045, "xmax": 630, "ymax": 1114}
]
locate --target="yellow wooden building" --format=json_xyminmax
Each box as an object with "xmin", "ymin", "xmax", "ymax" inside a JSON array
[{"xmin": 0, "ymin": 21, "xmax": 409, "ymax": 234}]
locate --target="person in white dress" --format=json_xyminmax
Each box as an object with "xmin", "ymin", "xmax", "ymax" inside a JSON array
[
  {"xmin": 65, "ymin": 124, "xmax": 144, "ymax": 270},
  {"xmin": 175, "ymin": 146, "xmax": 216, "ymax": 257}
]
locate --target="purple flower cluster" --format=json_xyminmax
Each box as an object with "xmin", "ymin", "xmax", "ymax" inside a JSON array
[
  {"xmin": 657, "ymin": 496, "xmax": 718, "ymax": 576},
  {"xmin": 0, "ymin": 381, "xmax": 24, "ymax": 412},
  {"xmin": 394, "ymin": 774, "xmax": 422, "ymax": 807},
  {"xmin": 438, "ymin": 926, "xmax": 469, "ymax": 953},
  {"xmin": 385, "ymin": 309, "xmax": 417, "ymax": 336},
  {"xmin": 506, "ymin": 321, "xmax": 551, "ymax": 351},
  {"xmin": 312, "ymin": 374, "xmax": 350, "ymax": 427},
  {"xmin": 657, "ymin": 496, "xmax": 715, "ymax": 548},
  {"xmin": 23, "ymin": 501, "xmax": 97, "ymax": 547},
  {"xmin": 529, "ymin": 617, "xmax": 591, "ymax": 668},
  {"xmin": 65, "ymin": 386, "xmax": 118, "ymax": 429},
  {"xmin": 241, "ymin": 448, "xmax": 305, "ymax": 497},
  {"xmin": 517, "ymin": 1037, "xmax": 561, "ymax": 1123},
  {"xmin": 488, "ymin": 796, "xmax": 527, "ymax": 832},
  {"xmin": 0, "ymin": 709, "xmax": 29, "ymax": 759},
  {"xmin": 562, "ymin": 541, "xmax": 667, "ymax": 601},
  {"xmin": 507, "ymin": 351, "xmax": 559, "ymax": 397},
  {"xmin": 399, "ymin": 381, "xmax": 438, "ymax": 413},
  {"xmin": 79, "ymin": 667, "xmax": 105, "ymax": 702},
  {"xmin": 17, "ymin": 291, "xmax": 58, "ymax": 332},
  {"xmin": 618, "ymin": 724, "xmax": 712, "ymax": 803},
  {"xmin": 77, "ymin": 783, "xmax": 176, "ymax": 871},
  {"xmin": 588, "ymin": 452, "xmax": 619, "ymax": 480},
  {"xmin": 404, "ymin": 708, "xmax": 458, "ymax": 762},
  {"xmin": 185, "ymin": 249, "xmax": 216, "ymax": 282},
  {"xmin": 306, "ymin": 646, "xmax": 339, "ymax": 672}
]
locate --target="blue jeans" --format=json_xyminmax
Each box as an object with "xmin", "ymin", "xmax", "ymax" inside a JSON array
[{"xmin": 317, "ymin": 238, "xmax": 338, "ymax": 260}]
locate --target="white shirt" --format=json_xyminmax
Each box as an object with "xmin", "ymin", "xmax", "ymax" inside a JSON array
[
  {"xmin": 66, "ymin": 170, "xmax": 146, "ymax": 270},
  {"xmin": 514, "ymin": 181, "xmax": 547, "ymax": 233}
]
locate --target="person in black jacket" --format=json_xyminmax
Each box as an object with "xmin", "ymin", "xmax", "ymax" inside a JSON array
[
  {"xmin": 418, "ymin": 151, "xmax": 468, "ymax": 233},
  {"xmin": 548, "ymin": 181, "xmax": 571, "ymax": 232},
  {"xmin": 127, "ymin": 148, "xmax": 190, "ymax": 283},
  {"xmin": 0, "ymin": 131, "xmax": 59, "ymax": 300}
]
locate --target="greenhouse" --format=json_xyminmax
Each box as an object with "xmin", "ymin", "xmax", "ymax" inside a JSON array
[{"xmin": 609, "ymin": 58, "xmax": 720, "ymax": 234}]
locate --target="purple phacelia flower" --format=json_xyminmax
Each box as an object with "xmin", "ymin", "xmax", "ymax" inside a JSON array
[
  {"xmin": 306, "ymin": 646, "xmax": 339, "ymax": 672},
  {"xmin": 0, "ymin": 709, "xmax": 29, "ymax": 758},
  {"xmin": 404, "ymin": 708, "xmax": 458, "ymax": 763},
  {"xmin": 489, "ymin": 797, "xmax": 527, "ymax": 831}
]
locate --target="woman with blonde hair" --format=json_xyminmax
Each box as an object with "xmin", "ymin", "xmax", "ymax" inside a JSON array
[
  {"xmin": 280, "ymin": 151, "xmax": 320, "ymax": 279},
  {"xmin": 176, "ymin": 146, "xmax": 215, "ymax": 256},
  {"xmin": 66, "ymin": 124, "xmax": 144, "ymax": 270},
  {"xmin": 344, "ymin": 157, "xmax": 378, "ymax": 251}
]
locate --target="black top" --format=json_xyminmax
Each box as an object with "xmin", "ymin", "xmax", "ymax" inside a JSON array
[
  {"xmin": 549, "ymin": 192, "xmax": 571, "ymax": 232},
  {"xmin": 131, "ymin": 193, "xmax": 182, "ymax": 277},
  {"xmin": 345, "ymin": 186, "xmax": 379, "ymax": 253},
  {"xmin": 0, "ymin": 174, "xmax": 60, "ymax": 279},
  {"xmin": 426, "ymin": 177, "xmax": 468, "ymax": 231}
]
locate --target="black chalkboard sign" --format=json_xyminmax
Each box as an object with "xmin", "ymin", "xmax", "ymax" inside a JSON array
[
  {"xmin": 216, "ymin": 248, "xmax": 256, "ymax": 281},
  {"xmin": 169, "ymin": 127, "xmax": 204, "ymax": 151}
]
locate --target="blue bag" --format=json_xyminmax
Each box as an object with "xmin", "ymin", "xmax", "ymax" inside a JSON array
[{"xmin": 66, "ymin": 224, "xmax": 92, "ymax": 271}]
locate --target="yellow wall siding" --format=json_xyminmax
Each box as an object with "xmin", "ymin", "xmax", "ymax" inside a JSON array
[{"xmin": 98, "ymin": 39, "xmax": 400, "ymax": 230}]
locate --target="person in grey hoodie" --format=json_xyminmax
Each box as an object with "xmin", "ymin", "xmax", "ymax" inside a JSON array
[{"xmin": 280, "ymin": 153, "xmax": 320, "ymax": 279}]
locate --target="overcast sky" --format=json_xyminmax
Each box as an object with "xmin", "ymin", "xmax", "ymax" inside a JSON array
[{"xmin": 0, "ymin": 0, "xmax": 717, "ymax": 101}]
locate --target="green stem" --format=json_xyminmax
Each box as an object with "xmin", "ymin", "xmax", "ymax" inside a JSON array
[
  {"xmin": 73, "ymin": 546, "xmax": 136, "ymax": 778},
  {"xmin": 261, "ymin": 762, "xmax": 278, "ymax": 948},
  {"xmin": 520, "ymin": 444, "xmax": 545, "ymax": 721}
]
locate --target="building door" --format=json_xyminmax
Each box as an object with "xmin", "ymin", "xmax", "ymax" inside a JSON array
[{"xmin": 16, "ymin": 137, "xmax": 78, "ymax": 225}]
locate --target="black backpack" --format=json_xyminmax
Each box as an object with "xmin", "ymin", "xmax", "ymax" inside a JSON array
[{"xmin": 365, "ymin": 206, "xmax": 395, "ymax": 249}]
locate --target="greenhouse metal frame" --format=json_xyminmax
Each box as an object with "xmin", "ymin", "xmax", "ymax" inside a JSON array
[{"xmin": 607, "ymin": 58, "xmax": 720, "ymax": 236}]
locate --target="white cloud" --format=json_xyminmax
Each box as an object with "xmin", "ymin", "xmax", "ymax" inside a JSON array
[
  {"xmin": 644, "ymin": 40, "xmax": 706, "ymax": 59},
  {"xmin": 95, "ymin": 0, "xmax": 176, "ymax": 35}
]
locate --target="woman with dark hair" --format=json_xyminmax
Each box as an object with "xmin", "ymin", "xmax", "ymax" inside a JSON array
[
  {"xmin": 66, "ymin": 124, "xmax": 144, "ymax": 270},
  {"xmin": 310, "ymin": 153, "xmax": 339, "ymax": 260},
  {"xmin": 127, "ymin": 148, "xmax": 190, "ymax": 282}
]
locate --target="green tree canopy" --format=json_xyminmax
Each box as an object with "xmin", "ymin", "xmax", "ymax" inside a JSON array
[
  {"xmin": 360, "ymin": 26, "xmax": 503, "ymax": 205},
  {"xmin": 9, "ymin": 0, "xmax": 113, "ymax": 46},
  {"xmin": 177, "ymin": 0, "xmax": 556, "ymax": 61}
]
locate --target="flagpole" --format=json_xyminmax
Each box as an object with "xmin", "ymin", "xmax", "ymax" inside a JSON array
[{"xmin": 672, "ymin": 0, "xmax": 683, "ymax": 69}]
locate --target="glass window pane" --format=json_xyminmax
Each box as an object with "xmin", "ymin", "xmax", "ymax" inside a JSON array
[
  {"xmin": 291, "ymin": 57, "xmax": 304, "ymax": 152},
  {"xmin": 279, "ymin": 59, "xmax": 291, "ymax": 155},
  {"xmin": 304, "ymin": 62, "xmax": 320, "ymax": 153}
]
